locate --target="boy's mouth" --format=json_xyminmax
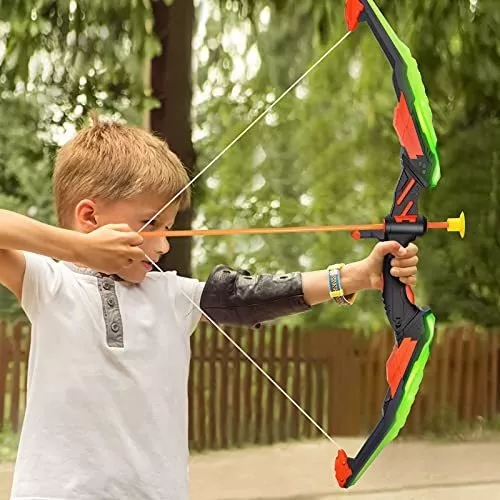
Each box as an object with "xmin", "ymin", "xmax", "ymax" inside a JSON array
[{"xmin": 142, "ymin": 261, "xmax": 153, "ymax": 272}]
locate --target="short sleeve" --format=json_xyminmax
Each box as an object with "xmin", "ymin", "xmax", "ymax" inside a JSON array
[
  {"xmin": 21, "ymin": 252, "xmax": 63, "ymax": 322},
  {"xmin": 175, "ymin": 275, "xmax": 205, "ymax": 335}
]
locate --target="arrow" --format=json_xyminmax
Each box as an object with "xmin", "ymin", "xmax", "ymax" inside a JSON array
[{"xmin": 141, "ymin": 212, "xmax": 465, "ymax": 239}]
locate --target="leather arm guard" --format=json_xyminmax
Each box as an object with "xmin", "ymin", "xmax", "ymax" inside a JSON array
[{"xmin": 199, "ymin": 265, "xmax": 311, "ymax": 328}]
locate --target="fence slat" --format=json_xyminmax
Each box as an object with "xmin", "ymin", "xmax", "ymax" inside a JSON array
[
  {"xmin": 362, "ymin": 334, "xmax": 378, "ymax": 432},
  {"xmin": 208, "ymin": 325, "xmax": 218, "ymax": 449},
  {"xmin": 10, "ymin": 324, "xmax": 22, "ymax": 432},
  {"xmin": 425, "ymin": 331, "xmax": 440, "ymax": 428},
  {"xmin": 463, "ymin": 327, "xmax": 477, "ymax": 423},
  {"xmin": 243, "ymin": 328, "xmax": 255, "ymax": 443},
  {"xmin": 266, "ymin": 325, "xmax": 277, "ymax": 444},
  {"xmin": 477, "ymin": 331, "xmax": 489, "ymax": 419},
  {"xmin": 188, "ymin": 337, "xmax": 195, "ymax": 445},
  {"xmin": 231, "ymin": 327, "xmax": 242, "ymax": 447},
  {"xmin": 278, "ymin": 326, "xmax": 290, "ymax": 440},
  {"xmin": 254, "ymin": 326, "xmax": 266, "ymax": 444},
  {"xmin": 291, "ymin": 327, "xmax": 301, "ymax": 439},
  {"xmin": 316, "ymin": 361, "xmax": 326, "ymax": 438},
  {"xmin": 304, "ymin": 345, "xmax": 314, "ymax": 439},
  {"xmin": 0, "ymin": 322, "xmax": 8, "ymax": 431},
  {"xmin": 220, "ymin": 331, "xmax": 230, "ymax": 449},
  {"xmin": 196, "ymin": 323, "xmax": 207, "ymax": 451},
  {"xmin": 439, "ymin": 328, "xmax": 452, "ymax": 418},
  {"xmin": 23, "ymin": 324, "xmax": 30, "ymax": 410},
  {"xmin": 450, "ymin": 327, "xmax": 464, "ymax": 420},
  {"xmin": 489, "ymin": 330, "xmax": 499, "ymax": 418}
]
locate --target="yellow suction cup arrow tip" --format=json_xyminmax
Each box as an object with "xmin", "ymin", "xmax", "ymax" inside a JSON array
[{"xmin": 447, "ymin": 211, "xmax": 465, "ymax": 238}]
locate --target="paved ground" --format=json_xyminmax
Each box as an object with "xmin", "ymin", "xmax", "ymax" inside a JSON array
[
  {"xmin": 1, "ymin": 438, "xmax": 500, "ymax": 499},
  {"xmin": 0, "ymin": 464, "xmax": 12, "ymax": 500},
  {"xmin": 189, "ymin": 438, "xmax": 500, "ymax": 500}
]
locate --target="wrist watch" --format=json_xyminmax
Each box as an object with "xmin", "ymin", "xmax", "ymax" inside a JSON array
[{"xmin": 327, "ymin": 263, "xmax": 357, "ymax": 306}]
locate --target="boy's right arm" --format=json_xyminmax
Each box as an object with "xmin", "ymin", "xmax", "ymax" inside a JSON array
[
  {"xmin": 0, "ymin": 209, "xmax": 86, "ymax": 301},
  {"xmin": 0, "ymin": 209, "xmax": 145, "ymax": 301},
  {"xmin": 0, "ymin": 249, "xmax": 25, "ymax": 301}
]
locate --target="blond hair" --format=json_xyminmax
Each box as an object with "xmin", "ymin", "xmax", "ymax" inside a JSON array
[{"xmin": 53, "ymin": 115, "xmax": 191, "ymax": 228}]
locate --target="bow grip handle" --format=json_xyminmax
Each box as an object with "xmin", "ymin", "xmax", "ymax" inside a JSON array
[{"xmin": 382, "ymin": 253, "xmax": 420, "ymax": 343}]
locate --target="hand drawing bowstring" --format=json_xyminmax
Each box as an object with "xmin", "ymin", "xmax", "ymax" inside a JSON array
[{"xmin": 139, "ymin": 31, "xmax": 352, "ymax": 449}]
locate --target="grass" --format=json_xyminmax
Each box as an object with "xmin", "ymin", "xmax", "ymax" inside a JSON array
[{"xmin": 0, "ymin": 428, "xmax": 19, "ymax": 463}]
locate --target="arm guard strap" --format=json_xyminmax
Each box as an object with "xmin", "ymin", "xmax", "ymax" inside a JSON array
[{"xmin": 199, "ymin": 265, "xmax": 311, "ymax": 328}]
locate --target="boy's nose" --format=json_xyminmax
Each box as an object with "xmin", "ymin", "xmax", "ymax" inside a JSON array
[{"xmin": 154, "ymin": 237, "xmax": 170, "ymax": 256}]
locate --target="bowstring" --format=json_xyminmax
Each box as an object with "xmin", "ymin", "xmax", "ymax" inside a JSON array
[
  {"xmin": 146, "ymin": 256, "xmax": 341, "ymax": 448},
  {"xmin": 138, "ymin": 31, "xmax": 351, "ymax": 233},
  {"xmin": 139, "ymin": 31, "xmax": 353, "ymax": 450}
]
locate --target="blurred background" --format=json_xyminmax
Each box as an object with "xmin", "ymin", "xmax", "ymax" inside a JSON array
[{"xmin": 0, "ymin": 0, "xmax": 499, "ymax": 498}]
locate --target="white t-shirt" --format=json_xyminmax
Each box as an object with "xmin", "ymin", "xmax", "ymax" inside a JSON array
[{"xmin": 10, "ymin": 252, "xmax": 204, "ymax": 500}]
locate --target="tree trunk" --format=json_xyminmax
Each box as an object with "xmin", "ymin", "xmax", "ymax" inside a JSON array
[{"xmin": 150, "ymin": 0, "xmax": 196, "ymax": 277}]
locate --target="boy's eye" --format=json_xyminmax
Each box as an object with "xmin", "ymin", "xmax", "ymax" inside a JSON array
[{"xmin": 142, "ymin": 219, "xmax": 157, "ymax": 228}]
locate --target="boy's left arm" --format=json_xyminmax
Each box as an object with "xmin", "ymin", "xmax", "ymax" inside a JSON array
[
  {"xmin": 302, "ymin": 241, "xmax": 418, "ymax": 305},
  {"xmin": 199, "ymin": 241, "xmax": 418, "ymax": 327}
]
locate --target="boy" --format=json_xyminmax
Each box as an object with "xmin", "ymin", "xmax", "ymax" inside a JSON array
[{"xmin": 0, "ymin": 119, "xmax": 418, "ymax": 499}]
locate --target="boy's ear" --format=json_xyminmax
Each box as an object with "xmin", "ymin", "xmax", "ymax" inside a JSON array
[{"xmin": 74, "ymin": 199, "xmax": 99, "ymax": 232}]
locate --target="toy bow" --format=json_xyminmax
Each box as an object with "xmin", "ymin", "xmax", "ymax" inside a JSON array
[
  {"xmin": 141, "ymin": 0, "xmax": 465, "ymax": 489},
  {"xmin": 334, "ymin": 0, "xmax": 443, "ymax": 487}
]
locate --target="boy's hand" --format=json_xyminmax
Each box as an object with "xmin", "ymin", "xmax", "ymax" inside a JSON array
[
  {"xmin": 76, "ymin": 224, "xmax": 145, "ymax": 275},
  {"xmin": 362, "ymin": 241, "xmax": 419, "ymax": 291}
]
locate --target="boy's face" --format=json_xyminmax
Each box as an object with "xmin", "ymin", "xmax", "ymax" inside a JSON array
[{"xmin": 75, "ymin": 193, "xmax": 179, "ymax": 283}]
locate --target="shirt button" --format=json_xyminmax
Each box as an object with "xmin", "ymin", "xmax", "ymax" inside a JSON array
[
  {"xmin": 102, "ymin": 282, "xmax": 112, "ymax": 290},
  {"xmin": 111, "ymin": 322, "xmax": 120, "ymax": 333},
  {"xmin": 107, "ymin": 297, "xmax": 115, "ymax": 307}
]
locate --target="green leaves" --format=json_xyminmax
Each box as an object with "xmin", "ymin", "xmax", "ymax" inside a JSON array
[
  {"xmin": 0, "ymin": 0, "xmax": 497, "ymax": 329},
  {"xmin": 423, "ymin": 118, "xmax": 500, "ymax": 327},
  {"xmin": 194, "ymin": 0, "xmax": 498, "ymax": 330},
  {"xmin": 0, "ymin": 0, "xmax": 157, "ymax": 121}
]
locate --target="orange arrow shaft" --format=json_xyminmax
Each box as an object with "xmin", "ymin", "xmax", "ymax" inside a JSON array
[
  {"xmin": 142, "ymin": 221, "xmax": 450, "ymax": 238},
  {"xmin": 427, "ymin": 221, "xmax": 448, "ymax": 229}
]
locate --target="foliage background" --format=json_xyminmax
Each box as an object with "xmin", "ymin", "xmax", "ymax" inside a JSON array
[{"xmin": 0, "ymin": 0, "xmax": 498, "ymax": 330}]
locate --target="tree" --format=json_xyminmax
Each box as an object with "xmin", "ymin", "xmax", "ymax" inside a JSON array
[{"xmin": 150, "ymin": 0, "xmax": 196, "ymax": 277}]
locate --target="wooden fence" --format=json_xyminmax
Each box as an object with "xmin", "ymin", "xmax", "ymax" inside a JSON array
[
  {"xmin": 0, "ymin": 321, "xmax": 499, "ymax": 451},
  {"xmin": 188, "ymin": 323, "xmax": 329, "ymax": 450},
  {"xmin": 0, "ymin": 322, "xmax": 30, "ymax": 433}
]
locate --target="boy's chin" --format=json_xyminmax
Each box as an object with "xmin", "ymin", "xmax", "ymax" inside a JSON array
[{"xmin": 116, "ymin": 268, "xmax": 148, "ymax": 284}]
